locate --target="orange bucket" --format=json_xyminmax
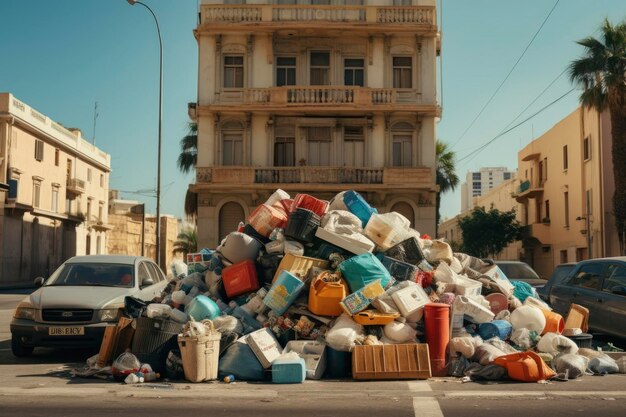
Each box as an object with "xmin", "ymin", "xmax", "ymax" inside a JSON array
[{"xmin": 541, "ymin": 309, "xmax": 564, "ymax": 335}]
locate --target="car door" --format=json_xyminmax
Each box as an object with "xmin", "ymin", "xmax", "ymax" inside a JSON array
[
  {"xmin": 136, "ymin": 261, "xmax": 162, "ymax": 301},
  {"xmin": 146, "ymin": 261, "xmax": 168, "ymax": 294},
  {"xmin": 595, "ymin": 263, "xmax": 626, "ymax": 337},
  {"xmin": 550, "ymin": 262, "xmax": 605, "ymax": 321}
]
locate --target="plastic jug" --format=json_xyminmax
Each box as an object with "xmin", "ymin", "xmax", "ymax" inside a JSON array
[
  {"xmin": 364, "ymin": 212, "xmax": 410, "ymax": 250},
  {"xmin": 510, "ymin": 305, "xmax": 546, "ymax": 333},
  {"xmin": 308, "ymin": 272, "xmax": 348, "ymax": 317},
  {"xmin": 343, "ymin": 190, "xmax": 378, "ymax": 227}
]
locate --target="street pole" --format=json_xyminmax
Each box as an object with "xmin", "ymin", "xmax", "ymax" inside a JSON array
[{"xmin": 127, "ymin": 0, "xmax": 163, "ymax": 268}]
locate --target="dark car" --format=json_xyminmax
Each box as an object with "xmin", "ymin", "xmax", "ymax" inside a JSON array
[
  {"xmin": 536, "ymin": 263, "xmax": 577, "ymax": 301},
  {"xmin": 492, "ymin": 260, "xmax": 546, "ymax": 288},
  {"xmin": 549, "ymin": 257, "xmax": 626, "ymax": 338}
]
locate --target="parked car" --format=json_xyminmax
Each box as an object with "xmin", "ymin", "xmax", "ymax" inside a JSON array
[
  {"xmin": 491, "ymin": 260, "xmax": 546, "ymax": 288},
  {"xmin": 536, "ymin": 263, "xmax": 577, "ymax": 301},
  {"xmin": 10, "ymin": 255, "xmax": 168, "ymax": 357},
  {"xmin": 549, "ymin": 257, "xmax": 626, "ymax": 338}
]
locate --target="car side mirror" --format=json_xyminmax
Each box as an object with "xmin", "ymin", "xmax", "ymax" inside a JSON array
[
  {"xmin": 141, "ymin": 277, "xmax": 155, "ymax": 288},
  {"xmin": 611, "ymin": 286, "xmax": 626, "ymax": 296},
  {"xmin": 34, "ymin": 277, "xmax": 45, "ymax": 287}
]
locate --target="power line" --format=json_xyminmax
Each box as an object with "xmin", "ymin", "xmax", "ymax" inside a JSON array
[
  {"xmin": 450, "ymin": 0, "xmax": 561, "ymax": 150},
  {"xmin": 457, "ymin": 87, "xmax": 575, "ymax": 164}
]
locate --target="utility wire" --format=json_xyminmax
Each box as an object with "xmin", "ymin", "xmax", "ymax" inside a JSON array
[
  {"xmin": 450, "ymin": 0, "xmax": 561, "ymax": 150},
  {"xmin": 457, "ymin": 87, "xmax": 575, "ymax": 164}
]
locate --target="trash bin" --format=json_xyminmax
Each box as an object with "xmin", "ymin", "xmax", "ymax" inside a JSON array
[{"xmin": 178, "ymin": 321, "xmax": 221, "ymax": 382}]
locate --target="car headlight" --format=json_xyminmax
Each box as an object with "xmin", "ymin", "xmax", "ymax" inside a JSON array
[
  {"xmin": 14, "ymin": 303, "xmax": 36, "ymax": 320},
  {"xmin": 99, "ymin": 308, "xmax": 122, "ymax": 322}
]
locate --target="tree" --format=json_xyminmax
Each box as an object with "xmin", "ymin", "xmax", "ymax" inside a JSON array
[
  {"xmin": 172, "ymin": 226, "xmax": 197, "ymax": 257},
  {"xmin": 436, "ymin": 140, "xmax": 459, "ymax": 234},
  {"xmin": 458, "ymin": 206, "xmax": 522, "ymax": 258},
  {"xmin": 177, "ymin": 122, "xmax": 198, "ymax": 220},
  {"xmin": 569, "ymin": 18, "xmax": 626, "ymax": 254}
]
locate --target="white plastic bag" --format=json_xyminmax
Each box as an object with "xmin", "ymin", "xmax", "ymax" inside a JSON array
[
  {"xmin": 450, "ymin": 336, "xmax": 483, "ymax": 358},
  {"xmin": 551, "ymin": 335, "xmax": 579, "ymax": 355},
  {"xmin": 325, "ymin": 314, "xmax": 365, "ymax": 352},
  {"xmin": 588, "ymin": 354, "xmax": 619, "ymax": 374},
  {"xmin": 321, "ymin": 210, "xmax": 363, "ymax": 235},
  {"xmin": 553, "ymin": 354, "xmax": 589, "ymax": 379},
  {"xmin": 383, "ymin": 318, "xmax": 418, "ymax": 343},
  {"xmin": 536, "ymin": 332, "xmax": 560, "ymax": 353},
  {"xmin": 474, "ymin": 343, "xmax": 507, "ymax": 366},
  {"xmin": 425, "ymin": 240, "xmax": 454, "ymax": 265}
]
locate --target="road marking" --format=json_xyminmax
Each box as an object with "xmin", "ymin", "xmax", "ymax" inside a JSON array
[
  {"xmin": 407, "ymin": 381, "xmax": 432, "ymax": 392},
  {"xmin": 409, "ymin": 381, "xmax": 444, "ymax": 417}
]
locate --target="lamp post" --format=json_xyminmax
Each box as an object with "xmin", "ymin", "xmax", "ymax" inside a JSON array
[{"xmin": 127, "ymin": 0, "xmax": 163, "ymax": 267}]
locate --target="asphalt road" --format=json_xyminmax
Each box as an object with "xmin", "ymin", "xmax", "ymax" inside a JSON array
[{"xmin": 1, "ymin": 290, "xmax": 626, "ymax": 417}]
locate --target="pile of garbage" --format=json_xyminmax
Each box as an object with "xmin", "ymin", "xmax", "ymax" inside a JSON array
[{"xmin": 79, "ymin": 189, "xmax": 625, "ymax": 384}]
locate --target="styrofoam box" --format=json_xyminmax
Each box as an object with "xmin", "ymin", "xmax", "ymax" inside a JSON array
[
  {"xmin": 454, "ymin": 275, "xmax": 482, "ymax": 298},
  {"xmin": 283, "ymin": 341, "xmax": 327, "ymax": 380},
  {"xmin": 391, "ymin": 285, "xmax": 430, "ymax": 318},
  {"xmin": 315, "ymin": 227, "xmax": 375, "ymax": 255},
  {"xmin": 246, "ymin": 328, "xmax": 283, "ymax": 369}
]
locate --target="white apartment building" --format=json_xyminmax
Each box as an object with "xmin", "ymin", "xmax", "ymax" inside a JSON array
[
  {"xmin": 0, "ymin": 93, "xmax": 111, "ymax": 287},
  {"xmin": 460, "ymin": 167, "xmax": 515, "ymax": 212},
  {"xmin": 189, "ymin": 0, "xmax": 441, "ymax": 248}
]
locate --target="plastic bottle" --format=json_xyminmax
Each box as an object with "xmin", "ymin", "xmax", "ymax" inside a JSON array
[
  {"xmin": 223, "ymin": 374, "xmax": 235, "ymax": 383},
  {"xmin": 142, "ymin": 372, "xmax": 160, "ymax": 382}
]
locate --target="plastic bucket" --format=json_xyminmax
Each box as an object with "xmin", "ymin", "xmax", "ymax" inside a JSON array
[
  {"xmin": 424, "ymin": 303, "xmax": 450, "ymax": 377},
  {"xmin": 478, "ymin": 320, "xmax": 513, "ymax": 340},
  {"xmin": 178, "ymin": 325, "xmax": 221, "ymax": 382},
  {"xmin": 485, "ymin": 293, "xmax": 509, "ymax": 315},
  {"xmin": 541, "ymin": 309, "xmax": 565, "ymax": 335}
]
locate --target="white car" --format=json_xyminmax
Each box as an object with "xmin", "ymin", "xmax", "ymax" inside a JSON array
[{"xmin": 10, "ymin": 255, "xmax": 168, "ymax": 357}]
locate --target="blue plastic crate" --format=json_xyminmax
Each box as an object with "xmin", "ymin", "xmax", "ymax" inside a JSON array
[{"xmin": 272, "ymin": 357, "xmax": 306, "ymax": 383}]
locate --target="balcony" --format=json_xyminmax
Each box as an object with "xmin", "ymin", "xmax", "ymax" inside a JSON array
[
  {"xmin": 522, "ymin": 223, "xmax": 552, "ymax": 245},
  {"xmin": 513, "ymin": 179, "xmax": 544, "ymax": 202},
  {"xmin": 198, "ymin": 5, "xmax": 436, "ymax": 35},
  {"xmin": 66, "ymin": 178, "xmax": 86, "ymax": 195},
  {"xmin": 193, "ymin": 166, "xmax": 434, "ymax": 192},
  {"xmin": 198, "ymin": 86, "xmax": 437, "ymax": 116}
]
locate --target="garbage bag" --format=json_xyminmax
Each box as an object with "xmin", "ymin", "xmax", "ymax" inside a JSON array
[
  {"xmin": 321, "ymin": 210, "xmax": 363, "ymax": 235},
  {"xmin": 511, "ymin": 280, "xmax": 534, "ymax": 303},
  {"xmin": 218, "ymin": 341, "xmax": 265, "ymax": 381},
  {"xmin": 553, "ymin": 354, "xmax": 589, "ymax": 380},
  {"xmin": 383, "ymin": 319, "xmax": 417, "ymax": 343},
  {"xmin": 448, "ymin": 355, "xmax": 471, "ymax": 377},
  {"xmin": 450, "ymin": 336, "xmax": 483, "ymax": 359},
  {"xmin": 464, "ymin": 363, "xmax": 509, "ymax": 381},
  {"xmin": 325, "ymin": 314, "xmax": 365, "ymax": 352},
  {"xmin": 510, "ymin": 328, "xmax": 540, "ymax": 350},
  {"xmin": 474, "ymin": 343, "xmax": 508, "ymax": 366},
  {"xmin": 587, "ymin": 354, "xmax": 619, "ymax": 375},
  {"xmin": 424, "ymin": 239, "xmax": 454, "ymax": 265},
  {"xmin": 551, "ymin": 335, "xmax": 579, "ymax": 355},
  {"xmin": 339, "ymin": 252, "xmax": 392, "ymax": 293},
  {"xmin": 164, "ymin": 349, "xmax": 185, "ymax": 380},
  {"xmin": 112, "ymin": 352, "xmax": 141, "ymax": 379},
  {"xmin": 536, "ymin": 332, "xmax": 560, "ymax": 353}
]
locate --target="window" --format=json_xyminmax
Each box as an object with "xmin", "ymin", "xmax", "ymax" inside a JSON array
[
  {"xmin": 87, "ymin": 200, "xmax": 92, "ymax": 220},
  {"xmin": 563, "ymin": 145, "xmax": 568, "ymax": 170},
  {"xmin": 146, "ymin": 262, "xmax": 165, "ymax": 282},
  {"xmin": 311, "ymin": 0, "xmax": 331, "ymax": 4},
  {"xmin": 138, "ymin": 263, "xmax": 151, "ymax": 286},
  {"xmin": 274, "ymin": 137, "xmax": 295, "ymax": 167},
  {"xmin": 392, "ymin": 135, "xmax": 412, "ymax": 167},
  {"xmin": 223, "ymin": 55, "xmax": 244, "ymax": 88},
  {"xmin": 310, "ymin": 52, "xmax": 330, "ymax": 85},
  {"xmin": 538, "ymin": 158, "xmax": 547, "ymax": 185},
  {"xmin": 100, "ymin": 174, "xmax": 104, "ymax": 188},
  {"xmin": 344, "ymin": 58, "xmax": 364, "ymax": 86},
  {"xmin": 472, "ymin": 173, "xmax": 481, "ymax": 180},
  {"xmin": 33, "ymin": 180, "xmax": 41, "ymax": 208},
  {"xmin": 394, "ymin": 0, "xmax": 412, "ymax": 5},
  {"xmin": 472, "ymin": 181, "xmax": 481, "ymax": 189},
  {"xmin": 504, "ymin": 172, "xmax": 511, "ymax": 180},
  {"xmin": 603, "ymin": 264, "xmax": 626, "ymax": 293},
  {"xmin": 568, "ymin": 263, "xmax": 604, "ymax": 290},
  {"xmin": 276, "ymin": 57, "xmax": 296, "ymax": 86},
  {"xmin": 51, "ymin": 187, "xmax": 58, "ymax": 213},
  {"xmin": 544, "ymin": 200, "xmax": 550, "ymax": 221},
  {"xmin": 583, "ymin": 136, "xmax": 591, "ymax": 160},
  {"xmin": 87, "ymin": 168, "xmax": 92, "ymax": 183},
  {"xmin": 55, "ymin": 149, "xmax": 60, "ymax": 166},
  {"xmin": 34, "ymin": 140, "xmax": 44, "ymax": 161},
  {"xmin": 307, "ymin": 127, "xmax": 332, "ymax": 166},
  {"xmin": 393, "ymin": 57, "xmax": 412, "ymax": 88},
  {"xmin": 560, "ymin": 250, "xmax": 568, "ymax": 264},
  {"xmin": 564, "ymin": 191, "xmax": 569, "ymax": 227},
  {"xmin": 576, "ymin": 248, "xmax": 588, "ymax": 261},
  {"xmin": 222, "ymin": 133, "xmax": 243, "ymax": 165},
  {"xmin": 343, "ymin": 126, "xmax": 365, "ymax": 167}
]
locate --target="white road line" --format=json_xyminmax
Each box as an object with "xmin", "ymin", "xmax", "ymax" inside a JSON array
[{"xmin": 409, "ymin": 381, "xmax": 444, "ymax": 417}]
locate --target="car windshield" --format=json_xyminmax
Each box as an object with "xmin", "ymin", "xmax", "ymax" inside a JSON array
[
  {"xmin": 497, "ymin": 263, "xmax": 540, "ymax": 280},
  {"xmin": 45, "ymin": 263, "xmax": 135, "ymax": 288},
  {"xmin": 550, "ymin": 265, "xmax": 576, "ymax": 284}
]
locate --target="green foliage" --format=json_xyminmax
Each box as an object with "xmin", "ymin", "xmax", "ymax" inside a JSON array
[
  {"xmin": 172, "ymin": 226, "xmax": 197, "ymax": 256},
  {"xmin": 458, "ymin": 206, "xmax": 522, "ymax": 258},
  {"xmin": 435, "ymin": 140, "xmax": 459, "ymax": 231},
  {"xmin": 177, "ymin": 122, "xmax": 197, "ymax": 174}
]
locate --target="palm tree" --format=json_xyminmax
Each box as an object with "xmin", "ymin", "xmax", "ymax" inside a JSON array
[
  {"xmin": 177, "ymin": 122, "xmax": 197, "ymax": 174},
  {"xmin": 177, "ymin": 122, "xmax": 198, "ymax": 220},
  {"xmin": 436, "ymin": 140, "xmax": 459, "ymax": 235},
  {"xmin": 569, "ymin": 18, "xmax": 626, "ymax": 254},
  {"xmin": 172, "ymin": 226, "xmax": 198, "ymax": 257}
]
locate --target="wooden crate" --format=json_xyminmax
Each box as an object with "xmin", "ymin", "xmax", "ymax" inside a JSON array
[{"xmin": 352, "ymin": 343, "xmax": 431, "ymax": 380}]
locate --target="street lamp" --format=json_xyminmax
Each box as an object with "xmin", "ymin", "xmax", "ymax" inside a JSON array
[{"xmin": 127, "ymin": 0, "xmax": 163, "ymax": 267}]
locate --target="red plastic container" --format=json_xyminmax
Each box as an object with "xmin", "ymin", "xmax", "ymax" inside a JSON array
[
  {"xmin": 247, "ymin": 204, "xmax": 288, "ymax": 237},
  {"xmin": 424, "ymin": 303, "xmax": 450, "ymax": 377},
  {"xmin": 222, "ymin": 259, "xmax": 259, "ymax": 298},
  {"xmin": 290, "ymin": 194, "xmax": 328, "ymax": 217}
]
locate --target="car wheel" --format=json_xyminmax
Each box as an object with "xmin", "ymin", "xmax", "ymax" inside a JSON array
[{"xmin": 11, "ymin": 335, "xmax": 34, "ymax": 357}]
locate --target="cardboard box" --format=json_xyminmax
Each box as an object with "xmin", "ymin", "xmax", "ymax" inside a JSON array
[
  {"xmin": 340, "ymin": 279, "xmax": 385, "ymax": 315},
  {"xmin": 246, "ymin": 328, "xmax": 283, "ymax": 369}
]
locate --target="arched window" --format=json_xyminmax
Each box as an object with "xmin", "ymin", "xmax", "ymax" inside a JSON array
[
  {"xmin": 391, "ymin": 202, "xmax": 415, "ymax": 227},
  {"xmin": 219, "ymin": 202, "xmax": 245, "ymax": 242}
]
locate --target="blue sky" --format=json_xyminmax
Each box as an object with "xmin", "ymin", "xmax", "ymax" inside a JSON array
[{"xmin": 1, "ymin": 0, "xmax": 624, "ymax": 222}]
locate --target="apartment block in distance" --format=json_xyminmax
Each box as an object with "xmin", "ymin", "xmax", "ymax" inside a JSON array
[
  {"xmin": 189, "ymin": 0, "xmax": 441, "ymax": 248},
  {"xmin": 514, "ymin": 106, "xmax": 619, "ymax": 279},
  {"xmin": 460, "ymin": 167, "xmax": 515, "ymax": 213},
  {"xmin": 0, "ymin": 93, "xmax": 111, "ymax": 287}
]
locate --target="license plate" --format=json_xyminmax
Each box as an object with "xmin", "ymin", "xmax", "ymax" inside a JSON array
[{"xmin": 48, "ymin": 327, "xmax": 84, "ymax": 336}]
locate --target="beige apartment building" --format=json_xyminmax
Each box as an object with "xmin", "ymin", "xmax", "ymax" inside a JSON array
[
  {"xmin": 0, "ymin": 93, "xmax": 111, "ymax": 287},
  {"xmin": 189, "ymin": 0, "xmax": 441, "ymax": 248},
  {"xmin": 514, "ymin": 106, "xmax": 619, "ymax": 278}
]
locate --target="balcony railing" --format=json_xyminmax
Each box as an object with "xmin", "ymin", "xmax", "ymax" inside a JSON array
[
  {"xmin": 66, "ymin": 178, "xmax": 85, "ymax": 195},
  {"xmin": 514, "ymin": 179, "xmax": 544, "ymax": 201},
  {"xmin": 195, "ymin": 166, "xmax": 433, "ymax": 190},
  {"xmin": 200, "ymin": 5, "xmax": 436, "ymax": 29}
]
